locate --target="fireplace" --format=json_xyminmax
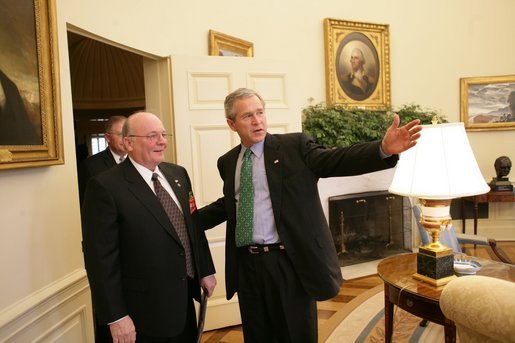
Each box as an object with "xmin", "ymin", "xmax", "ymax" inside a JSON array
[{"xmin": 328, "ymin": 190, "xmax": 412, "ymax": 267}]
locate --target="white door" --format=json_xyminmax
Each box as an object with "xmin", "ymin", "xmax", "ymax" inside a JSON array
[{"xmin": 170, "ymin": 55, "xmax": 301, "ymax": 330}]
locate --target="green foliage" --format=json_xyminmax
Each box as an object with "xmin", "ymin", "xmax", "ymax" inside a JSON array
[{"xmin": 302, "ymin": 103, "xmax": 446, "ymax": 148}]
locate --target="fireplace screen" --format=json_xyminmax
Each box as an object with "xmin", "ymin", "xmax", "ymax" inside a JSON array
[{"xmin": 328, "ymin": 191, "xmax": 412, "ymax": 266}]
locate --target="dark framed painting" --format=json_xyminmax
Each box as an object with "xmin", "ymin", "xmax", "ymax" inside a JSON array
[
  {"xmin": 0, "ymin": 0, "xmax": 63, "ymax": 170},
  {"xmin": 324, "ymin": 18, "xmax": 391, "ymax": 110},
  {"xmin": 208, "ymin": 30, "xmax": 254, "ymax": 57},
  {"xmin": 460, "ymin": 75, "xmax": 515, "ymax": 131}
]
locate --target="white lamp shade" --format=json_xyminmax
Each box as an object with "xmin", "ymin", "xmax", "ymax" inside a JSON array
[{"xmin": 388, "ymin": 122, "xmax": 490, "ymax": 199}]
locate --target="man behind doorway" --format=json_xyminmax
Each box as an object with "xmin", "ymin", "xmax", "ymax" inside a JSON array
[{"xmin": 78, "ymin": 115, "xmax": 127, "ymax": 205}]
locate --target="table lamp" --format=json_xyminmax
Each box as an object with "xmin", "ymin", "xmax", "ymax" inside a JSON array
[{"xmin": 388, "ymin": 121, "xmax": 490, "ymax": 286}]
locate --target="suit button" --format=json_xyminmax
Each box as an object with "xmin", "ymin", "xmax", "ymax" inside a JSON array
[
  {"xmin": 179, "ymin": 251, "xmax": 184, "ymax": 256},
  {"xmin": 181, "ymin": 276, "xmax": 186, "ymax": 281}
]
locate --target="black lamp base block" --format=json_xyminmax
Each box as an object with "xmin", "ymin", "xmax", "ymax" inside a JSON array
[{"xmin": 413, "ymin": 249, "xmax": 456, "ymax": 287}]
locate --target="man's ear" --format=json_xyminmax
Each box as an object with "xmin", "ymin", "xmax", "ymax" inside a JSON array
[
  {"xmin": 227, "ymin": 118, "xmax": 237, "ymax": 132},
  {"xmin": 123, "ymin": 137, "xmax": 133, "ymax": 151}
]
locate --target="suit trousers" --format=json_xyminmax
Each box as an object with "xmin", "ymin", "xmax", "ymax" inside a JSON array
[
  {"xmin": 94, "ymin": 278, "xmax": 197, "ymax": 343},
  {"xmin": 237, "ymin": 248, "xmax": 317, "ymax": 343}
]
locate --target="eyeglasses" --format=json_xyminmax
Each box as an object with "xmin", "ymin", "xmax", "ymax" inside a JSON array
[{"xmin": 127, "ymin": 132, "xmax": 173, "ymax": 143}]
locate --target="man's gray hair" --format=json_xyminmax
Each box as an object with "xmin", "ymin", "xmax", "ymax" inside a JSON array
[
  {"xmin": 351, "ymin": 48, "xmax": 366, "ymax": 65},
  {"xmin": 224, "ymin": 88, "xmax": 266, "ymax": 120},
  {"xmin": 105, "ymin": 115, "xmax": 127, "ymax": 133}
]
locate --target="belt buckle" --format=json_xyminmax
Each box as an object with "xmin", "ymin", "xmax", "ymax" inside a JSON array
[{"xmin": 248, "ymin": 245, "xmax": 260, "ymax": 254}]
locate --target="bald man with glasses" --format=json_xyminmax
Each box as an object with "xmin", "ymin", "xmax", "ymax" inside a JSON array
[{"xmin": 82, "ymin": 112, "xmax": 216, "ymax": 343}]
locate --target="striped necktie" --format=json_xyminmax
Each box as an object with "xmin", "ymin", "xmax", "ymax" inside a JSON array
[
  {"xmin": 236, "ymin": 149, "xmax": 254, "ymax": 247},
  {"xmin": 152, "ymin": 173, "xmax": 194, "ymax": 278}
]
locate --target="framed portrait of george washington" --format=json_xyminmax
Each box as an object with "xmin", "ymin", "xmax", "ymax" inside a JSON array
[
  {"xmin": 324, "ymin": 18, "xmax": 391, "ymax": 110},
  {"xmin": 460, "ymin": 75, "xmax": 515, "ymax": 131},
  {"xmin": 0, "ymin": 0, "xmax": 63, "ymax": 170}
]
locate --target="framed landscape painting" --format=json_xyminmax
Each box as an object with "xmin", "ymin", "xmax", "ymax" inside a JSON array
[
  {"xmin": 0, "ymin": 0, "xmax": 63, "ymax": 170},
  {"xmin": 324, "ymin": 18, "xmax": 391, "ymax": 110},
  {"xmin": 208, "ymin": 30, "xmax": 254, "ymax": 57},
  {"xmin": 460, "ymin": 75, "xmax": 515, "ymax": 131}
]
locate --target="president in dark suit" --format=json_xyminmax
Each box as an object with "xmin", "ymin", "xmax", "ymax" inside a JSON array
[
  {"xmin": 198, "ymin": 88, "xmax": 421, "ymax": 342},
  {"xmin": 82, "ymin": 112, "xmax": 216, "ymax": 342},
  {"xmin": 78, "ymin": 115, "xmax": 127, "ymax": 205}
]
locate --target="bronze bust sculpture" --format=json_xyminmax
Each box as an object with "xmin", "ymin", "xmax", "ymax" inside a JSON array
[{"xmin": 490, "ymin": 156, "xmax": 513, "ymax": 191}]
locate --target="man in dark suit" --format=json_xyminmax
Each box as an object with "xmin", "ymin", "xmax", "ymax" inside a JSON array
[
  {"xmin": 78, "ymin": 115, "xmax": 128, "ymax": 341},
  {"xmin": 78, "ymin": 115, "xmax": 127, "ymax": 205},
  {"xmin": 82, "ymin": 112, "xmax": 216, "ymax": 342},
  {"xmin": 198, "ymin": 88, "xmax": 421, "ymax": 342}
]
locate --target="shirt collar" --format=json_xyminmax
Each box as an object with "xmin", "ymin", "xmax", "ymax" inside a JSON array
[
  {"xmin": 109, "ymin": 149, "xmax": 126, "ymax": 164},
  {"xmin": 128, "ymin": 156, "xmax": 163, "ymax": 182},
  {"xmin": 242, "ymin": 140, "xmax": 264, "ymax": 159}
]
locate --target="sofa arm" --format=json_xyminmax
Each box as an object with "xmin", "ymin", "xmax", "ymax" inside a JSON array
[{"xmin": 440, "ymin": 275, "xmax": 515, "ymax": 343}]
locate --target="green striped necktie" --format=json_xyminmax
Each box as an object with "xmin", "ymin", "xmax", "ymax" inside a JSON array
[{"xmin": 236, "ymin": 149, "xmax": 254, "ymax": 247}]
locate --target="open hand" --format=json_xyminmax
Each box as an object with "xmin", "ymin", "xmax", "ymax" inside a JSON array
[{"xmin": 381, "ymin": 114, "xmax": 422, "ymax": 155}]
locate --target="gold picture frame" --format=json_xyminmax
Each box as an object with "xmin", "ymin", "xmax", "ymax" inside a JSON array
[
  {"xmin": 460, "ymin": 75, "xmax": 515, "ymax": 131},
  {"xmin": 324, "ymin": 18, "xmax": 391, "ymax": 110},
  {"xmin": 208, "ymin": 30, "xmax": 254, "ymax": 57},
  {"xmin": 0, "ymin": 0, "xmax": 63, "ymax": 170}
]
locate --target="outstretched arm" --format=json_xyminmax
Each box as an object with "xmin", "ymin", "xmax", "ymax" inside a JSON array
[{"xmin": 381, "ymin": 114, "xmax": 422, "ymax": 155}]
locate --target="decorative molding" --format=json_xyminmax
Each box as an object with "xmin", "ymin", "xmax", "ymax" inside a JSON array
[
  {"xmin": 246, "ymin": 73, "xmax": 288, "ymax": 108},
  {"xmin": 0, "ymin": 269, "xmax": 93, "ymax": 342},
  {"xmin": 187, "ymin": 72, "xmax": 231, "ymax": 110}
]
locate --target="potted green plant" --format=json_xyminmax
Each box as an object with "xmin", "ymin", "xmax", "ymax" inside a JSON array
[{"xmin": 302, "ymin": 103, "xmax": 446, "ymax": 148}]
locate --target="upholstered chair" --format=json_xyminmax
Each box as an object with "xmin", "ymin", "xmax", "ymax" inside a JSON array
[{"xmin": 440, "ymin": 275, "xmax": 515, "ymax": 343}]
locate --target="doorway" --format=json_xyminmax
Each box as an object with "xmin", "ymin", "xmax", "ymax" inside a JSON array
[{"xmin": 67, "ymin": 30, "xmax": 146, "ymax": 167}]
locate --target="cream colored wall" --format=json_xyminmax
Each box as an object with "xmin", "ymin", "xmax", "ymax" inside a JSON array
[
  {"xmin": 1, "ymin": 0, "xmax": 514, "ymax": 339},
  {"xmin": 58, "ymin": 0, "xmax": 515, "ymax": 175}
]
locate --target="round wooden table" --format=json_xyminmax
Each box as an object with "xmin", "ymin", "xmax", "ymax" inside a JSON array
[{"xmin": 377, "ymin": 253, "xmax": 515, "ymax": 343}]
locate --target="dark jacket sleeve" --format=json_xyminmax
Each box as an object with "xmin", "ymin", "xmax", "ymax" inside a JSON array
[
  {"xmin": 300, "ymin": 134, "xmax": 398, "ymax": 178},
  {"xmin": 197, "ymin": 197, "xmax": 227, "ymax": 231},
  {"xmin": 82, "ymin": 176, "xmax": 128, "ymax": 324}
]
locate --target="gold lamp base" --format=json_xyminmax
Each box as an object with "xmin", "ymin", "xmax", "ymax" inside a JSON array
[
  {"xmin": 413, "ymin": 273, "xmax": 456, "ymax": 287},
  {"xmin": 413, "ymin": 199, "xmax": 456, "ymax": 286}
]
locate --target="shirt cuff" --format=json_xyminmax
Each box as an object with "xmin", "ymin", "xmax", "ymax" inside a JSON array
[
  {"xmin": 379, "ymin": 141, "xmax": 392, "ymax": 158},
  {"xmin": 108, "ymin": 315, "xmax": 128, "ymax": 325}
]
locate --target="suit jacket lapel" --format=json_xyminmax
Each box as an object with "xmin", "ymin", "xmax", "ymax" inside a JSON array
[
  {"xmin": 123, "ymin": 162, "xmax": 182, "ymax": 244},
  {"xmin": 263, "ymin": 134, "xmax": 283, "ymax": 224},
  {"xmin": 101, "ymin": 149, "xmax": 117, "ymax": 169},
  {"xmin": 163, "ymin": 171, "xmax": 189, "ymax": 215},
  {"xmin": 161, "ymin": 166, "xmax": 198, "ymax": 246},
  {"xmin": 224, "ymin": 146, "xmax": 240, "ymax": 220}
]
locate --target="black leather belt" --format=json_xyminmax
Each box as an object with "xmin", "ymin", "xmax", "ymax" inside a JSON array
[{"xmin": 246, "ymin": 243, "xmax": 286, "ymax": 254}]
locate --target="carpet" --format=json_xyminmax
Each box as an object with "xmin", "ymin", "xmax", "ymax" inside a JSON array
[{"xmin": 322, "ymin": 285, "xmax": 455, "ymax": 342}]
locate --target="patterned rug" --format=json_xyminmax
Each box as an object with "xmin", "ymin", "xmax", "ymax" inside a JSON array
[{"xmin": 324, "ymin": 285, "xmax": 453, "ymax": 342}]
